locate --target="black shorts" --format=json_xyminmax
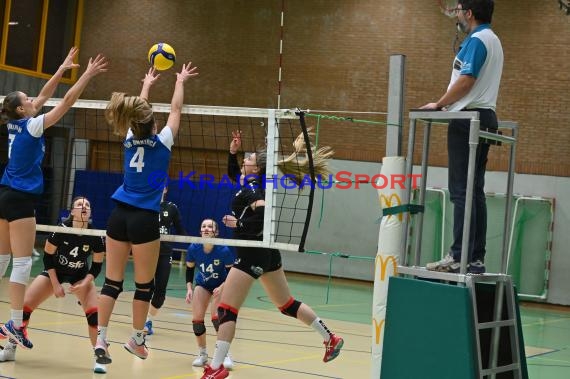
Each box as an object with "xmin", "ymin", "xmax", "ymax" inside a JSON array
[
  {"xmin": 233, "ymin": 246, "xmax": 282, "ymax": 279},
  {"xmin": 106, "ymin": 201, "xmax": 160, "ymax": 244},
  {"xmin": 40, "ymin": 270, "xmax": 87, "ymax": 284},
  {"xmin": 0, "ymin": 186, "xmax": 40, "ymax": 222}
]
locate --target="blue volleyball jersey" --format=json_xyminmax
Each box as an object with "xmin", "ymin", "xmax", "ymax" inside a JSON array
[
  {"xmin": 447, "ymin": 24, "xmax": 503, "ymax": 111},
  {"xmin": 111, "ymin": 126, "xmax": 174, "ymax": 212},
  {"xmin": 186, "ymin": 244, "xmax": 235, "ymax": 289},
  {"xmin": 1, "ymin": 115, "xmax": 45, "ymax": 194}
]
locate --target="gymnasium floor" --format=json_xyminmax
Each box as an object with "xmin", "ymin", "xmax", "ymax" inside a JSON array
[{"xmin": 0, "ymin": 256, "xmax": 568, "ymax": 378}]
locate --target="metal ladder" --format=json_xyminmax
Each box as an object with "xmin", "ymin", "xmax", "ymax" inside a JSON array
[
  {"xmin": 396, "ymin": 110, "xmax": 523, "ymax": 378},
  {"xmin": 466, "ymin": 274, "xmax": 523, "ymax": 379}
]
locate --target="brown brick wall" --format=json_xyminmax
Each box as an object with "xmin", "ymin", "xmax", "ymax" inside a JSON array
[{"xmin": 78, "ymin": 0, "xmax": 570, "ymax": 176}]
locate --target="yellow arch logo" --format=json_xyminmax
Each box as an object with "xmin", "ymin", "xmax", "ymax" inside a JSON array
[
  {"xmin": 375, "ymin": 255, "xmax": 398, "ymax": 281},
  {"xmin": 373, "ymin": 317, "xmax": 385, "ymax": 344},
  {"xmin": 379, "ymin": 193, "xmax": 403, "ymax": 222}
]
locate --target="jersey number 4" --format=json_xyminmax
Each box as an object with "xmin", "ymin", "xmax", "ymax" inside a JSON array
[
  {"xmin": 69, "ymin": 246, "xmax": 79, "ymax": 258},
  {"xmin": 129, "ymin": 147, "xmax": 145, "ymax": 172}
]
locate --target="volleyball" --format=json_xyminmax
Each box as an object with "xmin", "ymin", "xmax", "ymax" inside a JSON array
[{"xmin": 148, "ymin": 43, "xmax": 176, "ymax": 71}]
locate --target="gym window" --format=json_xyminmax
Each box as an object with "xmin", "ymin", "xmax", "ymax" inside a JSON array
[{"xmin": 0, "ymin": 0, "xmax": 83, "ymax": 83}]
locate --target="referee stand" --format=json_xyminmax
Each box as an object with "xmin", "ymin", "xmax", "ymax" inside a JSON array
[{"xmin": 380, "ymin": 110, "xmax": 528, "ymax": 379}]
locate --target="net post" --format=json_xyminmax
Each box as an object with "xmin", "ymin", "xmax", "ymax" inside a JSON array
[
  {"xmin": 501, "ymin": 123, "xmax": 518, "ymax": 274},
  {"xmin": 386, "ymin": 54, "xmax": 405, "ymax": 156}
]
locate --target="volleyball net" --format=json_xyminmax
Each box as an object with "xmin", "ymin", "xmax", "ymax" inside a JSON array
[
  {"xmin": 0, "ymin": 97, "xmax": 554, "ymax": 304},
  {"xmin": 0, "ymin": 97, "xmax": 327, "ymax": 252}
]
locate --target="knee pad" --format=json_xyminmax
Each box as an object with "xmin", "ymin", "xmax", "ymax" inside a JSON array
[
  {"xmin": 86, "ymin": 307, "xmax": 98, "ymax": 328},
  {"xmin": 192, "ymin": 320, "xmax": 206, "ymax": 336},
  {"xmin": 10, "ymin": 256, "xmax": 32, "ymax": 285},
  {"xmin": 211, "ymin": 317, "xmax": 220, "ymax": 332},
  {"xmin": 150, "ymin": 292, "xmax": 166, "ymax": 309},
  {"xmin": 101, "ymin": 277, "xmax": 124, "ymax": 299},
  {"xmin": 217, "ymin": 303, "xmax": 238, "ymax": 326},
  {"xmin": 23, "ymin": 305, "xmax": 33, "ymax": 324},
  {"xmin": 279, "ymin": 297, "xmax": 302, "ymax": 318},
  {"xmin": 134, "ymin": 280, "xmax": 155, "ymax": 302}
]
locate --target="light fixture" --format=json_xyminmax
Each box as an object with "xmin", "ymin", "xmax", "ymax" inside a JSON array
[{"xmin": 8, "ymin": 21, "xmax": 18, "ymax": 26}]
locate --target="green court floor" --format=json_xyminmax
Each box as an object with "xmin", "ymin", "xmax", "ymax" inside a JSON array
[{"xmin": 28, "ymin": 255, "xmax": 570, "ymax": 378}]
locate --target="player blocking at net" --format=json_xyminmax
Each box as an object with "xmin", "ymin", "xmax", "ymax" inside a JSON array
[
  {"xmin": 94, "ymin": 63, "xmax": 198, "ymax": 366},
  {"xmin": 200, "ymin": 130, "xmax": 342, "ymax": 379},
  {"xmin": 0, "ymin": 48, "xmax": 108, "ymax": 350}
]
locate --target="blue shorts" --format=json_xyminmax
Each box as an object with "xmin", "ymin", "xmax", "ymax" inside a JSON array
[{"xmin": 196, "ymin": 284, "xmax": 216, "ymax": 294}]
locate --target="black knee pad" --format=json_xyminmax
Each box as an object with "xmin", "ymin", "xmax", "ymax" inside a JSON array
[
  {"xmin": 211, "ymin": 318, "xmax": 220, "ymax": 332},
  {"xmin": 101, "ymin": 278, "xmax": 124, "ymax": 299},
  {"xmin": 279, "ymin": 297, "xmax": 302, "ymax": 318},
  {"xmin": 217, "ymin": 304, "xmax": 238, "ymax": 325},
  {"xmin": 134, "ymin": 279, "xmax": 155, "ymax": 302},
  {"xmin": 192, "ymin": 320, "xmax": 206, "ymax": 336},
  {"xmin": 150, "ymin": 293, "xmax": 166, "ymax": 309},
  {"xmin": 23, "ymin": 305, "xmax": 33, "ymax": 323},
  {"xmin": 86, "ymin": 307, "xmax": 98, "ymax": 328}
]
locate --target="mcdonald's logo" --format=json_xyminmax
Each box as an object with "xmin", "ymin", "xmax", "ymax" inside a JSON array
[
  {"xmin": 373, "ymin": 317, "xmax": 385, "ymax": 344},
  {"xmin": 375, "ymin": 255, "xmax": 398, "ymax": 281},
  {"xmin": 379, "ymin": 193, "xmax": 403, "ymax": 222}
]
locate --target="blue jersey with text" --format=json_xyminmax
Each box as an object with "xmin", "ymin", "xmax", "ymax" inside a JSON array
[
  {"xmin": 1, "ymin": 115, "xmax": 45, "ymax": 194},
  {"xmin": 186, "ymin": 244, "xmax": 235, "ymax": 290},
  {"xmin": 447, "ymin": 24, "xmax": 503, "ymax": 111},
  {"xmin": 112, "ymin": 127, "xmax": 174, "ymax": 212}
]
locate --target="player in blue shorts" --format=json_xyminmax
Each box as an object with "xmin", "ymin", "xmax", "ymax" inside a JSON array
[
  {"xmin": 94, "ymin": 63, "xmax": 198, "ymax": 365},
  {"xmin": 0, "ymin": 48, "xmax": 107, "ymax": 350},
  {"xmin": 0, "ymin": 196, "xmax": 106, "ymax": 373},
  {"xmin": 185, "ymin": 218, "xmax": 235, "ymax": 369}
]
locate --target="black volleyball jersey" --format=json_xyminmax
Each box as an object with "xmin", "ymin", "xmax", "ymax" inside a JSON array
[
  {"xmin": 48, "ymin": 225, "xmax": 105, "ymax": 275},
  {"xmin": 228, "ymin": 153, "xmax": 265, "ymax": 240},
  {"xmin": 159, "ymin": 201, "xmax": 186, "ymax": 254}
]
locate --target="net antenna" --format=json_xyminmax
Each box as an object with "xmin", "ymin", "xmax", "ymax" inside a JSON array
[{"xmin": 438, "ymin": 0, "xmax": 460, "ymax": 18}]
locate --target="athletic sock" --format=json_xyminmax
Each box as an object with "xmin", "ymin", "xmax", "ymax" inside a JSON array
[
  {"xmin": 311, "ymin": 317, "xmax": 332, "ymax": 342},
  {"xmin": 133, "ymin": 329, "xmax": 145, "ymax": 345},
  {"xmin": 10, "ymin": 310, "xmax": 23, "ymax": 328},
  {"xmin": 211, "ymin": 340, "xmax": 231, "ymax": 369},
  {"xmin": 98, "ymin": 326, "xmax": 108, "ymax": 341}
]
